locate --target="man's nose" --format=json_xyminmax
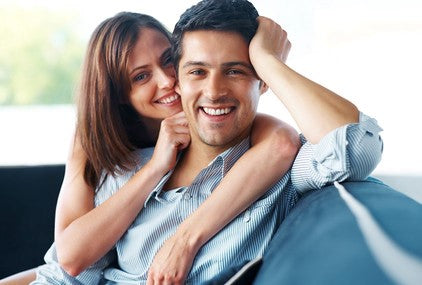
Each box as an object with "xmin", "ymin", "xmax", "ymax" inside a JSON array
[
  {"xmin": 204, "ymin": 73, "xmax": 228, "ymax": 100},
  {"xmin": 156, "ymin": 67, "xmax": 176, "ymax": 89}
]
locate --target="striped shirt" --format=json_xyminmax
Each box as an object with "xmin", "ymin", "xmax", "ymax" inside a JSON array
[{"xmin": 32, "ymin": 112, "xmax": 383, "ymax": 284}]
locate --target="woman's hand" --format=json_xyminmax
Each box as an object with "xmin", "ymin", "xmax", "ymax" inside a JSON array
[
  {"xmin": 249, "ymin": 16, "xmax": 291, "ymax": 69},
  {"xmin": 149, "ymin": 111, "xmax": 190, "ymax": 174},
  {"xmin": 147, "ymin": 230, "xmax": 199, "ymax": 285}
]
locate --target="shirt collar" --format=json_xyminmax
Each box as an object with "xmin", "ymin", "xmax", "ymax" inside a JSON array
[
  {"xmin": 143, "ymin": 137, "xmax": 251, "ymax": 207},
  {"xmin": 218, "ymin": 137, "xmax": 251, "ymax": 177}
]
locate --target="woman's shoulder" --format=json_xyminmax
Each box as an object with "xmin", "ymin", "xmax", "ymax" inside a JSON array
[{"xmin": 93, "ymin": 147, "xmax": 155, "ymax": 206}]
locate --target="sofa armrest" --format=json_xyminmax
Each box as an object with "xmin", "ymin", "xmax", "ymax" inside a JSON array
[{"xmin": 254, "ymin": 179, "xmax": 422, "ymax": 284}]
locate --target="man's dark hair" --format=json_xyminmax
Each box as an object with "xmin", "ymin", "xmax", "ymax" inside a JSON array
[{"xmin": 172, "ymin": 0, "xmax": 259, "ymax": 72}]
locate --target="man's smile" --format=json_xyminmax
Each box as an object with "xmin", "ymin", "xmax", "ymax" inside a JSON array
[{"xmin": 201, "ymin": 107, "xmax": 234, "ymax": 116}]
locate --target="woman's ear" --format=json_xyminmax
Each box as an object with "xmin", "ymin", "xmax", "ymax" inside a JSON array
[{"xmin": 259, "ymin": 80, "xmax": 269, "ymax": 95}]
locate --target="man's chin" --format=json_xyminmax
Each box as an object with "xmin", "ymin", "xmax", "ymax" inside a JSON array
[
  {"xmin": 198, "ymin": 132, "xmax": 230, "ymax": 147},
  {"xmin": 198, "ymin": 132, "xmax": 244, "ymax": 149}
]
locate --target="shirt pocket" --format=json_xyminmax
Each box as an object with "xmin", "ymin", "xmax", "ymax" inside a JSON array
[{"xmin": 243, "ymin": 200, "xmax": 275, "ymax": 223}]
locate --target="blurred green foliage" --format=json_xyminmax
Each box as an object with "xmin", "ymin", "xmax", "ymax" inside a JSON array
[{"xmin": 0, "ymin": 6, "xmax": 85, "ymax": 105}]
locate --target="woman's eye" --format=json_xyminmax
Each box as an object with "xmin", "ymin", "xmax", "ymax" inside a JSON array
[
  {"xmin": 161, "ymin": 48, "xmax": 173, "ymax": 67},
  {"xmin": 162, "ymin": 55, "xmax": 173, "ymax": 67},
  {"xmin": 134, "ymin": 73, "xmax": 149, "ymax": 82}
]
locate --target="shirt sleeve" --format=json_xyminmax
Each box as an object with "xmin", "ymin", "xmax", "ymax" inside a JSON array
[
  {"xmin": 32, "ymin": 243, "xmax": 116, "ymax": 285},
  {"xmin": 291, "ymin": 112, "xmax": 383, "ymax": 193}
]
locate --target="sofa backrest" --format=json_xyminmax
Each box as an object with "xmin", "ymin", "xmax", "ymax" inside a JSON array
[{"xmin": 0, "ymin": 164, "xmax": 64, "ymax": 279}]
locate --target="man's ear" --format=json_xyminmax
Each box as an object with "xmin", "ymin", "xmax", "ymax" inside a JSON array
[{"xmin": 259, "ymin": 80, "xmax": 269, "ymax": 95}]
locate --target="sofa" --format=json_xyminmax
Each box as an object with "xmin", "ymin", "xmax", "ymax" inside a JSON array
[
  {"xmin": 1, "ymin": 165, "xmax": 421, "ymax": 284},
  {"xmin": 0, "ymin": 165, "xmax": 64, "ymax": 279}
]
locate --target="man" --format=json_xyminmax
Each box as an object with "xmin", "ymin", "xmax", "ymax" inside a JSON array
[
  {"xmin": 114, "ymin": 0, "xmax": 382, "ymax": 284},
  {"xmin": 35, "ymin": 0, "xmax": 383, "ymax": 284}
]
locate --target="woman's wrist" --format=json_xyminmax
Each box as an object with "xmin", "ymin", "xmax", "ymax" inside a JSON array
[
  {"xmin": 143, "ymin": 159, "xmax": 170, "ymax": 179},
  {"xmin": 176, "ymin": 220, "xmax": 207, "ymax": 253}
]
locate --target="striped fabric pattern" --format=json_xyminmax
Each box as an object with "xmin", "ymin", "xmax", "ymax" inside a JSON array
[{"xmin": 32, "ymin": 112, "xmax": 383, "ymax": 284}]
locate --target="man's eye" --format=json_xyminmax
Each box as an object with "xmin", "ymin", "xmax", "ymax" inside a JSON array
[
  {"xmin": 227, "ymin": 69, "xmax": 243, "ymax": 75},
  {"xmin": 190, "ymin": 69, "xmax": 205, "ymax": 75}
]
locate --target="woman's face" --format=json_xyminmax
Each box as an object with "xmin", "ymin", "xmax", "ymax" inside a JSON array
[{"xmin": 127, "ymin": 28, "xmax": 182, "ymax": 119}]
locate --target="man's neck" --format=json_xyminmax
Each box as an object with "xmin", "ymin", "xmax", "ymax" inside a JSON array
[{"xmin": 162, "ymin": 139, "xmax": 231, "ymax": 191}]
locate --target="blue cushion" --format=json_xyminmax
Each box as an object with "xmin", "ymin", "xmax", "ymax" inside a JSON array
[{"xmin": 253, "ymin": 179, "xmax": 422, "ymax": 285}]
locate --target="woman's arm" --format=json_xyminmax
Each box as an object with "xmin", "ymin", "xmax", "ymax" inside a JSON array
[
  {"xmin": 148, "ymin": 114, "xmax": 300, "ymax": 284},
  {"xmin": 55, "ymin": 112, "xmax": 190, "ymax": 276},
  {"xmin": 0, "ymin": 269, "xmax": 36, "ymax": 285}
]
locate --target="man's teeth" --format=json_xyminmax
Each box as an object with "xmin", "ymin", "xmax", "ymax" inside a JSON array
[
  {"xmin": 203, "ymin": 107, "xmax": 232, "ymax": 116},
  {"xmin": 158, "ymin": 95, "xmax": 179, "ymax": 104}
]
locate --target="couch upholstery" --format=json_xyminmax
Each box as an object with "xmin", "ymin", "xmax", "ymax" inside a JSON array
[
  {"xmin": 253, "ymin": 179, "xmax": 422, "ymax": 284},
  {"xmin": 0, "ymin": 165, "xmax": 64, "ymax": 279},
  {"xmin": 208, "ymin": 179, "xmax": 422, "ymax": 284}
]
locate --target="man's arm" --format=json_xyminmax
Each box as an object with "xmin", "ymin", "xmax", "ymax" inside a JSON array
[
  {"xmin": 250, "ymin": 16, "xmax": 359, "ymax": 145},
  {"xmin": 291, "ymin": 112, "xmax": 383, "ymax": 192},
  {"xmin": 250, "ymin": 16, "xmax": 383, "ymax": 191}
]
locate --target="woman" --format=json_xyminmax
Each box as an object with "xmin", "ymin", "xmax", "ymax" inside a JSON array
[{"xmin": 0, "ymin": 12, "xmax": 298, "ymax": 284}]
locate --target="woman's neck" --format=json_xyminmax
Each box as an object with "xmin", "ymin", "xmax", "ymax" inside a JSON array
[{"xmin": 141, "ymin": 117, "xmax": 162, "ymax": 145}]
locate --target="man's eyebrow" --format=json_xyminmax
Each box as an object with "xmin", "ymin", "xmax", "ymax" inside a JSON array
[
  {"xmin": 182, "ymin": 61, "xmax": 212, "ymax": 69},
  {"xmin": 222, "ymin": 61, "xmax": 254, "ymax": 71},
  {"xmin": 182, "ymin": 61, "xmax": 254, "ymax": 70}
]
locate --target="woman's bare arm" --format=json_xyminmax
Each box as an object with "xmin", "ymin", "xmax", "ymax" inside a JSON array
[
  {"xmin": 55, "ymin": 112, "xmax": 190, "ymax": 276},
  {"xmin": 0, "ymin": 268, "xmax": 36, "ymax": 285}
]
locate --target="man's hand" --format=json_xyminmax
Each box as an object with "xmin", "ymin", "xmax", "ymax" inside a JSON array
[
  {"xmin": 147, "ymin": 231, "xmax": 200, "ymax": 285},
  {"xmin": 249, "ymin": 16, "xmax": 291, "ymax": 68}
]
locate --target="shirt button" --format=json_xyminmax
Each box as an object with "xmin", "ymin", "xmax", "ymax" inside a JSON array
[{"xmin": 183, "ymin": 192, "xmax": 191, "ymax": 200}]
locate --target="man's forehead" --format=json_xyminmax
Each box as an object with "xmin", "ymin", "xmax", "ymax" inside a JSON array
[{"xmin": 179, "ymin": 30, "xmax": 250, "ymax": 64}]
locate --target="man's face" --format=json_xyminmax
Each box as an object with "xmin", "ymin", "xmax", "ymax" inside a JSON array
[{"xmin": 176, "ymin": 30, "xmax": 266, "ymax": 149}]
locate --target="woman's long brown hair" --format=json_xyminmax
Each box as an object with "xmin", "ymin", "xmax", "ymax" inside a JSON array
[{"xmin": 76, "ymin": 12, "xmax": 171, "ymax": 189}]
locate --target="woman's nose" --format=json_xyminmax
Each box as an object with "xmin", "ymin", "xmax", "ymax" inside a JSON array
[{"xmin": 156, "ymin": 67, "xmax": 176, "ymax": 89}]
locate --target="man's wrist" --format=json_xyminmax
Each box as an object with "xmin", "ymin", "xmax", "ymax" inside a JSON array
[{"xmin": 254, "ymin": 53, "xmax": 284, "ymax": 81}]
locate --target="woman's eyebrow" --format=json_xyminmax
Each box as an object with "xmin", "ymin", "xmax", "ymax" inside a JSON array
[{"xmin": 130, "ymin": 64, "xmax": 149, "ymax": 76}]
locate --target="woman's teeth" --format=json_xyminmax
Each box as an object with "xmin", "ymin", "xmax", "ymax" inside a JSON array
[
  {"xmin": 158, "ymin": 95, "xmax": 179, "ymax": 104},
  {"xmin": 203, "ymin": 107, "xmax": 232, "ymax": 116}
]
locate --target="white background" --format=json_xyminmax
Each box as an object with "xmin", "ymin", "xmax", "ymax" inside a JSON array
[{"xmin": 1, "ymin": 0, "xmax": 421, "ymax": 177}]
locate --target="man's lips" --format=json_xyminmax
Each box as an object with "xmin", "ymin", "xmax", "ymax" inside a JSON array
[{"xmin": 200, "ymin": 106, "xmax": 235, "ymax": 116}]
